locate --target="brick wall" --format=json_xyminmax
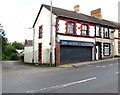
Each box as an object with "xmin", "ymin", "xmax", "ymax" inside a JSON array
[{"xmin": 56, "ymin": 42, "xmax": 60, "ymax": 64}]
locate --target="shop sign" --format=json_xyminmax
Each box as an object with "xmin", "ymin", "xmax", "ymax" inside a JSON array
[{"xmin": 60, "ymin": 40, "xmax": 94, "ymax": 46}]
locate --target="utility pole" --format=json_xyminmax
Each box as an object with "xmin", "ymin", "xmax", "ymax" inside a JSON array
[
  {"xmin": 29, "ymin": 27, "xmax": 35, "ymax": 64},
  {"xmin": 50, "ymin": 0, "xmax": 53, "ymax": 66},
  {"xmin": 32, "ymin": 27, "xmax": 35, "ymax": 64}
]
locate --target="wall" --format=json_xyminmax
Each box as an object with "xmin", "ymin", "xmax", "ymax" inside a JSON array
[
  {"xmin": 24, "ymin": 46, "xmax": 33, "ymax": 63},
  {"xmin": 114, "ymin": 29, "xmax": 120, "ymax": 56},
  {"xmin": 34, "ymin": 6, "xmax": 56, "ymax": 64}
]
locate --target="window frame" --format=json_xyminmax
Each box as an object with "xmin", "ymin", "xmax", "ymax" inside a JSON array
[
  {"xmin": 103, "ymin": 43, "xmax": 110, "ymax": 56},
  {"xmin": 103, "ymin": 27, "xmax": 110, "ymax": 38},
  {"xmin": 95, "ymin": 26, "xmax": 101, "ymax": 37},
  {"xmin": 67, "ymin": 21, "xmax": 75, "ymax": 34},
  {"xmin": 81, "ymin": 24, "xmax": 89, "ymax": 36},
  {"xmin": 38, "ymin": 25, "xmax": 43, "ymax": 39}
]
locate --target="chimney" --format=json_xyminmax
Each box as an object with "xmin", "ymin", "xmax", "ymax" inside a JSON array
[
  {"xmin": 90, "ymin": 8, "xmax": 102, "ymax": 19},
  {"xmin": 74, "ymin": 5, "xmax": 80, "ymax": 13}
]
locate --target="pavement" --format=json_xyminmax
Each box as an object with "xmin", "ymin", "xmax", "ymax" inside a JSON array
[{"xmin": 58, "ymin": 57, "xmax": 119, "ymax": 68}]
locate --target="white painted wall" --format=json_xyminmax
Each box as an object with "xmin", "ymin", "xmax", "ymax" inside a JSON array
[
  {"xmin": 76, "ymin": 23, "xmax": 81, "ymax": 35},
  {"xmin": 89, "ymin": 26, "xmax": 95, "ymax": 37},
  {"xmin": 34, "ymin": 6, "xmax": 56, "ymax": 64},
  {"xmin": 58, "ymin": 20, "xmax": 66, "ymax": 33},
  {"xmin": 58, "ymin": 35, "xmax": 95, "ymax": 43},
  {"xmin": 24, "ymin": 46, "xmax": 33, "ymax": 63}
]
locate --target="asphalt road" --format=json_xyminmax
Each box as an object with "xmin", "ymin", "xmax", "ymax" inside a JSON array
[{"xmin": 2, "ymin": 59, "xmax": 119, "ymax": 94}]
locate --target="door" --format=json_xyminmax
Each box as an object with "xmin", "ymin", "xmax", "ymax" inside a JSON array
[
  {"xmin": 96, "ymin": 45, "xmax": 99, "ymax": 60},
  {"xmin": 60, "ymin": 46, "xmax": 92, "ymax": 63},
  {"xmin": 38, "ymin": 43, "xmax": 42, "ymax": 62}
]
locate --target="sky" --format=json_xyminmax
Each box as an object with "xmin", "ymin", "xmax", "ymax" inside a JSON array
[{"xmin": 0, "ymin": 0, "xmax": 119, "ymax": 43}]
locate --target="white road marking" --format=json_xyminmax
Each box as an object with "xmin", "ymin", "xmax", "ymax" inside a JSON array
[
  {"xmin": 26, "ymin": 77, "xmax": 96, "ymax": 93},
  {"xmin": 102, "ymin": 66, "xmax": 106, "ymax": 67},
  {"xmin": 86, "ymin": 65, "xmax": 92, "ymax": 66},
  {"xmin": 109, "ymin": 64, "xmax": 113, "ymax": 66},
  {"xmin": 115, "ymin": 63, "xmax": 118, "ymax": 65},
  {"xmin": 115, "ymin": 72, "xmax": 119, "ymax": 74},
  {"xmin": 96, "ymin": 66, "xmax": 101, "ymax": 67}
]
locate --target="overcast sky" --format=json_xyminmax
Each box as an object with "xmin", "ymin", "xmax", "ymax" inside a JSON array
[{"xmin": 0, "ymin": 0, "xmax": 119, "ymax": 42}]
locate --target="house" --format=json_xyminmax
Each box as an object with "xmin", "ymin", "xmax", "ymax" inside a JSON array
[
  {"xmin": 25, "ymin": 4, "xmax": 120, "ymax": 65},
  {"xmin": 24, "ymin": 39, "xmax": 33, "ymax": 63}
]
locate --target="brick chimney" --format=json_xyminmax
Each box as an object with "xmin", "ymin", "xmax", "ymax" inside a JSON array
[
  {"xmin": 74, "ymin": 5, "xmax": 80, "ymax": 13},
  {"xmin": 91, "ymin": 8, "xmax": 102, "ymax": 19}
]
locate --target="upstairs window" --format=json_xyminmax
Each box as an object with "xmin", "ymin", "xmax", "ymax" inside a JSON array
[
  {"xmin": 104, "ymin": 28, "xmax": 109, "ymax": 38},
  {"xmin": 95, "ymin": 26, "xmax": 101, "ymax": 37},
  {"xmin": 67, "ymin": 21, "xmax": 75, "ymax": 34},
  {"xmin": 81, "ymin": 24, "xmax": 89, "ymax": 36},
  {"xmin": 39, "ymin": 26, "xmax": 43, "ymax": 39}
]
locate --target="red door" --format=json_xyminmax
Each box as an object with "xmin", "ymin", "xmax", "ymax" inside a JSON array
[{"xmin": 38, "ymin": 43, "xmax": 42, "ymax": 62}]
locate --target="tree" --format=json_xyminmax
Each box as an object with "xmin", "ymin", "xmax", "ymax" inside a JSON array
[
  {"xmin": 12, "ymin": 41, "xmax": 24, "ymax": 50},
  {"xmin": 4, "ymin": 44, "xmax": 17, "ymax": 59}
]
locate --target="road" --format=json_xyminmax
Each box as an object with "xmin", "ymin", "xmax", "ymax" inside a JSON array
[{"xmin": 2, "ymin": 59, "xmax": 119, "ymax": 94}]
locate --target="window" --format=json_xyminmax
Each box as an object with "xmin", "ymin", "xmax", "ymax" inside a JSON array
[
  {"xmin": 104, "ymin": 44, "xmax": 110, "ymax": 56},
  {"xmin": 103, "ymin": 28, "xmax": 109, "ymax": 38},
  {"xmin": 118, "ymin": 30, "xmax": 120, "ymax": 38},
  {"xmin": 118, "ymin": 42, "xmax": 120, "ymax": 53},
  {"xmin": 67, "ymin": 22, "xmax": 75, "ymax": 34},
  {"xmin": 81, "ymin": 24, "xmax": 89, "ymax": 36},
  {"xmin": 39, "ymin": 26, "xmax": 43, "ymax": 38},
  {"xmin": 95, "ymin": 26, "xmax": 101, "ymax": 37}
]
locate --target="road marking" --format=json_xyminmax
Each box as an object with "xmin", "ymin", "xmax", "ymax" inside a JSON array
[
  {"xmin": 96, "ymin": 66, "xmax": 101, "ymax": 67},
  {"xmin": 109, "ymin": 64, "xmax": 113, "ymax": 66},
  {"xmin": 86, "ymin": 65, "xmax": 92, "ymax": 66},
  {"xmin": 115, "ymin": 72, "xmax": 119, "ymax": 74},
  {"xmin": 26, "ymin": 77, "xmax": 96, "ymax": 93},
  {"xmin": 102, "ymin": 66, "xmax": 106, "ymax": 67}
]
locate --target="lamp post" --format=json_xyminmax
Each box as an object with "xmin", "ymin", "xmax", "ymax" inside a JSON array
[{"xmin": 50, "ymin": 0, "xmax": 54, "ymax": 66}]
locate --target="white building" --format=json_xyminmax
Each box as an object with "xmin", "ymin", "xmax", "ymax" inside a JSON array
[{"xmin": 24, "ymin": 4, "xmax": 120, "ymax": 65}]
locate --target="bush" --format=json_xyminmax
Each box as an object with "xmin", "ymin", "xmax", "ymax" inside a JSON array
[{"xmin": 10, "ymin": 53, "xmax": 18, "ymax": 60}]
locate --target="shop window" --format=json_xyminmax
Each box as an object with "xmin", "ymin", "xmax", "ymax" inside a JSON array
[
  {"xmin": 103, "ymin": 28, "xmax": 109, "ymax": 38},
  {"xmin": 81, "ymin": 24, "xmax": 89, "ymax": 36},
  {"xmin": 104, "ymin": 44, "xmax": 110, "ymax": 56},
  {"xmin": 95, "ymin": 26, "xmax": 101, "ymax": 37},
  {"xmin": 67, "ymin": 21, "xmax": 75, "ymax": 34},
  {"xmin": 39, "ymin": 26, "xmax": 43, "ymax": 39}
]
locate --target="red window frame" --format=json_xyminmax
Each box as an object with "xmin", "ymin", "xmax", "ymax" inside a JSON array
[{"xmin": 38, "ymin": 25, "xmax": 43, "ymax": 39}]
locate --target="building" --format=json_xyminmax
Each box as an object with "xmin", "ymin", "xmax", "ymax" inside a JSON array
[
  {"xmin": 24, "ymin": 39, "xmax": 33, "ymax": 63},
  {"xmin": 24, "ymin": 4, "xmax": 120, "ymax": 65}
]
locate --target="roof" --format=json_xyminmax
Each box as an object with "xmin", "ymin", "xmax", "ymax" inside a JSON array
[
  {"xmin": 24, "ymin": 40, "xmax": 33, "ymax": 46},
  {"xmin": 33, "ymin": 4, "xmax": 120, "ymax": 28}
]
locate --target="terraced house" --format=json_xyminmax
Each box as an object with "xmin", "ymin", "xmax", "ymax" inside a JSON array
[{"xmin": 24, "ymin": 4, "xmax": 120, "ymax": 65}]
